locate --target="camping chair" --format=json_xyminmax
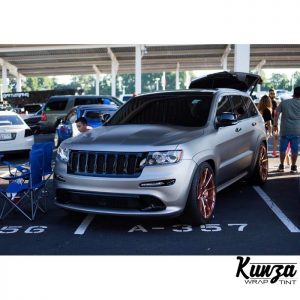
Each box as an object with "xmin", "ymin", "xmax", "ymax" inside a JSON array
[
  {"xmin": 29, "ymin": 142, "xmax": 54, "ymax": 179},
  {"xmin": 0, "ymin": 149, "xmax": 46, "ymax": 221},
  {"xmin": 32, "ymin": 142, "xmax": 54, "ymax": 206},
  {"xmin": 1, "ymin": 142, "xmax": 54, "ymax": 213},
  {"xmin": 2, "ymin": 141, "xmax": 54, "ymax": 184}
]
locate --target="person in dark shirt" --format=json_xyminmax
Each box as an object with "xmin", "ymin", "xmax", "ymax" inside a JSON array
[
  {"xmin": 269, "ymin": 88, "xmax": 279, "ymax": 157},
  {"xmin": 258, "ymin": 95, "xmax": 273, "ymax": 136}
]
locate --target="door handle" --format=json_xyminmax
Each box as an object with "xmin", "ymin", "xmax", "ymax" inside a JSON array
[
  {"xmin": 235, "ymin": 127, "xmax": 242, "ymax": 132},
  {"xmin": 252, "ymin": 122, "xmax": 257, "ymax": 126}
]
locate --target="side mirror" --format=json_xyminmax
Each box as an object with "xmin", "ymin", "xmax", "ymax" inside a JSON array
[
  {"xmin": 215, "ymin": 112, "xmax": 238, "ymax": 129},
  {"xmin": 102, "ymin": 113, "xmax": 111, "ymax": 122}
]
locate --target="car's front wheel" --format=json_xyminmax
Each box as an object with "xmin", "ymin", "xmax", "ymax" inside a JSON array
[
  {"xmin": 249, "ymin": 143, "xmax": 268, "ymax": 185},
  {"xmin": 181, "ymin": 162, "xmax": 216, "ymax": 225}
]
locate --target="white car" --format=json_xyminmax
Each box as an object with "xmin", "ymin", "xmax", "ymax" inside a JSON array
[{"xmin": 0, "ymin": 111, "xmax": 34, "ymax": 153}]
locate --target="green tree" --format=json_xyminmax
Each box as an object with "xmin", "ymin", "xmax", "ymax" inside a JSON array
[
  {"xmin": 117, "ymin": 71, "xmax": 191, "ymax": 95},
  {"xmin": 5, "ymin": 71, "xmax": 194, "ymax": 96},
  {"xmin": 6, "ymin": 76, "xmax": 57, "ymax": 92},
  {"xmin": 292, "ymin": 71, "xmax": 300, "ymax": 88},
  {"xmin": 263, "ymin": 73, "xmax": 290, "ymax": 90},
  {"xmin": 23, "ymin": 77, "xmax": 56, "ymax": 91}
]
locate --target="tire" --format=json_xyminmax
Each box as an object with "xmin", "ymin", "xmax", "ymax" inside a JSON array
[
  {"xmin": 181, "ymin": 162, "xmax": 216, "ymax": 225},
  {"xmin": 248, "ymin": 143, "xmax": 268, "ymax": 185},
  {"xmin": 54, "ymin": 132, "xmax": 61, "ymax": 148}
]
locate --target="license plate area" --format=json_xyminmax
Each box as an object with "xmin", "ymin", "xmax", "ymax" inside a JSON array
[{"xmin": 0, "ymin": 133, "xmax": 13, "ymax": 141}]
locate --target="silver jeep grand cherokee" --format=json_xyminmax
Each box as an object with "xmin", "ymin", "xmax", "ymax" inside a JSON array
[{"xmin": 54, "ymin": 72, "xmax": 268, "ymax": 225}]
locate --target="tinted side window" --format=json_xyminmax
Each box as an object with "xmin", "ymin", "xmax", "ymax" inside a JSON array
[
  {"xmin": 45, "ymin": 99, "xmax": 68, "ymax": 111},
  {"xmin": 74, "ymin": 97, "xmax": 102, "ymax": 106},
  {"xmin": 243, "ymin": 96, "xmax": 258, "ymax": 117},
  {"xmin": 231, "ymin": 95, "xmax": 248, "ymax": 120},
  {"xmin": 216, "ymin": 96, "xmax": 233, "ymax": 116}
]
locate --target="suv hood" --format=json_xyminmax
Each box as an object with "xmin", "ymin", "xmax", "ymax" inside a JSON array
[
  {"xmin": 63, "ymin": 125, "xmax": 204, "ymax": 151},
  {"xmin": 189, "ymin": 71, "xmax": 262, "ymax": 95}
]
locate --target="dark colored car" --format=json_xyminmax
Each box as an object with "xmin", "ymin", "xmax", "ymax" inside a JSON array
[
  {"xmin": 23, "ymin": 107, "xmax": 44, "ymax": 134},
  {"xmin": 54, "ymin": 104, "xmax": 118, "ymax": 147}
]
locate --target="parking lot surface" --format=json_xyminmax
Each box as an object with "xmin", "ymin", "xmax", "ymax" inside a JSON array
[{"xmin": 0, "ymin": 134, "xmax": 300, "ymax": 255}]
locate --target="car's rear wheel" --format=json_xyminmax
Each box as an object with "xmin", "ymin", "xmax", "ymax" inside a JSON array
[
  {"xmin": 181, "ymin": 162, "xmax": 216, "ymax": 225},
  {"xmin": 249, "ymin": 143, "xmax": 268, "ymax": 185}
]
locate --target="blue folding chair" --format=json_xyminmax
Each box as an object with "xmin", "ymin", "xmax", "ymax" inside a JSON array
[
  {"xmin": 0, "ymin": 149, "xmax": 45, "ymax": 221},
  {"xmin": 32, "ymin": 142, "xmax": 54, "ymax": 204},
  {"xmin": 2, "ymin": 142, "xmax": 54, "ymax": 182}
]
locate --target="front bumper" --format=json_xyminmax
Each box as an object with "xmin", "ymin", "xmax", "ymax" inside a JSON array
[{"xmin": 54, "ymin": 159, "xmax": 197, "ymax": 216}]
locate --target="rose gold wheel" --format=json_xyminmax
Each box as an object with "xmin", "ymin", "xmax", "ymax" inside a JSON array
[
  {"xmin": 182, "ymin": 162, "xmax": 216, "ymax": 225},
  {"xmin": 197, "ymin": 167, "xmax": 216, "ymax": 220},
  {"xmin": 258, "ymin": 144, "xmax": 268, "ymax": 182},
  {"xmin": 249, "ymin": 143, "xmax": 268, "ymax": 185}
]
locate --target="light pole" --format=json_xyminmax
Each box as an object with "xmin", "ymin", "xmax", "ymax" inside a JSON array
[{"xmin": 155, "ymin": 78, "xmax": 160, "ymax": 91}]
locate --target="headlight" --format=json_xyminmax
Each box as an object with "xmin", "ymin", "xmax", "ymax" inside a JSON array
[
  {"xmin": 57, "ymin": 146, "xmax": 69, "ymax": 163},
  {"xmin": 140, "ymin": 150, "xmax": 183, "ymax": 167}
]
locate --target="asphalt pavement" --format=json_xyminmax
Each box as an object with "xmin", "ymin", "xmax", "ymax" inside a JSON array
[{"xmin": 0, "ymin": 134, "xmax": 300, "ymax": 255}]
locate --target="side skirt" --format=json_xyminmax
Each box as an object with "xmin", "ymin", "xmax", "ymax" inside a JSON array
[{"xmin": 217, "ymin": 171, "xmax": 248, "ymax": 192}]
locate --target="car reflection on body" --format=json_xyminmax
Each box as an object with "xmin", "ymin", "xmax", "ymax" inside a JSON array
[
  {"xmin": 54, "ymin": 104, "xmax": 118, "ymax": 147},
  {"xmin": 54, "ymin": 72, "xmax": 268, "ymax": 225}
]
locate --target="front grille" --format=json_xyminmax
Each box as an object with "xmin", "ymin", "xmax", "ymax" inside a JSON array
[{"xmin": 67, "ymin": 150, "xmax": 148, "ymax": 177}]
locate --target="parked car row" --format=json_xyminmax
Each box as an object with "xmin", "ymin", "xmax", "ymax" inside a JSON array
[
  {"xmin": 0, "ymin": 95, "xmax": 124, "ymax": 155},
  {"xmin": 40, "ymin": 95, "xmax": 122, "ymax": 133},
  {"xmin": 1, "ymin": 72, "xmax": 270, "ymax": 226}
]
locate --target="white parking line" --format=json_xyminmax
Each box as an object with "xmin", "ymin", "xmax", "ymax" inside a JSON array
[
  {"xmin": 253, "ymin": 186, "xmax": 300, "ymax": 233},
  {"xmin": 74, "ymin": 214, "xmax": 95, "ymax": 235}
]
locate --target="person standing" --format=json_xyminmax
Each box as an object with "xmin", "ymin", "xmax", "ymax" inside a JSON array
[
  {"xmin": 269, "ymin": 89, "xmax": 279, "ymax": 157},
  {"xmin": 274, "ymin": 86, "xmax": 300, "ymax": 173},
  {"xmin": 258, "ymin": 95, "xmax": 273, "ymax": 136}
]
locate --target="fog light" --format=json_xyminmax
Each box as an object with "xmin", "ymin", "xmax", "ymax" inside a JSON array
[{"xmin": 139, "ymin": 179, "xmax": 176, "ymax": 187}]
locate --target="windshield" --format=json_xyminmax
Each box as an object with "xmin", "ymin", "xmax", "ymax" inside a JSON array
[
  {"xmin": 106, "ymin": 93, "xmax": 213, "ymax": 127},
  {"xmin": 0, "ymin": 115, "xmax": 24, "ymax": 126}
]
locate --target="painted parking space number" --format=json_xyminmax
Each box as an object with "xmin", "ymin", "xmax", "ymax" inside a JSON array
[
  {"xmin": 0, "ymin": 226, "xmax": 47, "ymax": 234},
  {"xmin": 128, "ymin": 224, "xmax": 248, "ymax": 233}
]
